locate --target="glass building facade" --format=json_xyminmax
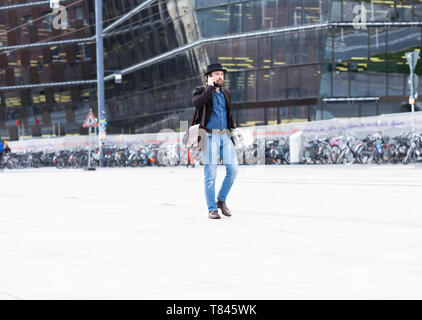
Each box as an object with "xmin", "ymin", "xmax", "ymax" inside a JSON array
[{"xmin": 0, "ymin": 0, "xmax": 421, "ymax": 139}]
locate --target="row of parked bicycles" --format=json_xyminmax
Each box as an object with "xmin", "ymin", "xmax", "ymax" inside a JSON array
[
  {"xmin": 0, "ymin": 139, "xmax": 289, "ymax": 169},
  {"xmin": 301, "ymin": 131, "xmax": 422, "ymax": 165},
  {"xmin": 1, "ymin": 131, "xmax": 421, "ymax": 169}
]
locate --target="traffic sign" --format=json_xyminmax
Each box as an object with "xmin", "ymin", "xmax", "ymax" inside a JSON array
[
  {"xmin": 409, "ymin": 97, "xmax": 415, "ymax": 105},
  {"xmin": 82, "ymin": 110, "xmax": 98, "ymax": 128}
]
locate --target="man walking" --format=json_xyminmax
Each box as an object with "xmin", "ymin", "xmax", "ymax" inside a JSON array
[{"xmin": 192, "ymin": 63, "xmax": 239, "ymax": 219}]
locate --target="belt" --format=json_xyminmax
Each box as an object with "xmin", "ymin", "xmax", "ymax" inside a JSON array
[{"xmin": 204, "ymin": 128, "xmax": 229, "ymax": 135}]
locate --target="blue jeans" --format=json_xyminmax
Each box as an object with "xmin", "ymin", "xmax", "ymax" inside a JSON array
[{"xmin": 203, "ymin": 131, "xmax": 239, "ymax": 211}]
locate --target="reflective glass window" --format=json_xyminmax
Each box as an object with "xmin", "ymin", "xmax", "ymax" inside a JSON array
[{"xmin": 197, "ymin": 6, "xmax": 230, "ymax": 37}]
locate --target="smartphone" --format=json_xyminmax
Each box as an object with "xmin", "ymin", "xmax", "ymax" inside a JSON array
[{"xmin": 208, "ymin": 75, "xmax": 215, "ymax": 86}]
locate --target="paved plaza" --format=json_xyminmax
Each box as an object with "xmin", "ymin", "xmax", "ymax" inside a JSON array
[{"xmin": 1, "ymin": 164, "xmax": 422, "ymax": 299}]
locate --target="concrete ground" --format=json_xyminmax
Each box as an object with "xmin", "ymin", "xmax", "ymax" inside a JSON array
[{"xmin": 0, "ymin": 164, "xmax": 422, "ymax": 299}]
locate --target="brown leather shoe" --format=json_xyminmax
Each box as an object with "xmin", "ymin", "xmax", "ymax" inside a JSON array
[
  {"xmin": 217, "ymin": 200, "xmax": 232, "ymax": 217},
  {"xmin": 209, "ymin": 209, "xmax": 221, "ymax": 219}
]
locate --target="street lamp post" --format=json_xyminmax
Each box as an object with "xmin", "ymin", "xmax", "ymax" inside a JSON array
[
  {"xmin": 405, "ymin": 51, "xmax": 420, "ymax": 137},
  {"xmin": 95, "ymin": 0, "xmax": 106, "ymax": 167}
]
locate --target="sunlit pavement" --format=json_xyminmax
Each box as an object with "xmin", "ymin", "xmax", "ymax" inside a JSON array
[{"xmin": 1, "ymin": 164, "xmax": 422, "ymax": 299}]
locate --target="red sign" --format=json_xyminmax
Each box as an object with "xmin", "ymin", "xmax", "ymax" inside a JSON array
[{"xmin": 83, "ymin": 111, "xmax": 98, "ymax": 128}]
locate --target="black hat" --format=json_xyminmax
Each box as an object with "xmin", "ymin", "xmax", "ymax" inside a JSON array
[{"xmin": 204, "ymin": 63, "xmax": 227, "ymax": 76}]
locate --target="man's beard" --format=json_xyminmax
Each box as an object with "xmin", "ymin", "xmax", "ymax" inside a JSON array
[{"xmin": 215, "ymin": 80, "xmax": 223, "ymax": 87}]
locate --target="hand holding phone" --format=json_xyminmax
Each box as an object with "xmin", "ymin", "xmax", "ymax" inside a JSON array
[{"xmin": 207, "ymin": 75, "xmax": 215, "ymax": 87}]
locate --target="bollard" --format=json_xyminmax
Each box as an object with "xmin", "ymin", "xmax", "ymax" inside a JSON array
[{"xmin": 289, "ymin": 131, "xmax": 303, "ymax": 164}]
